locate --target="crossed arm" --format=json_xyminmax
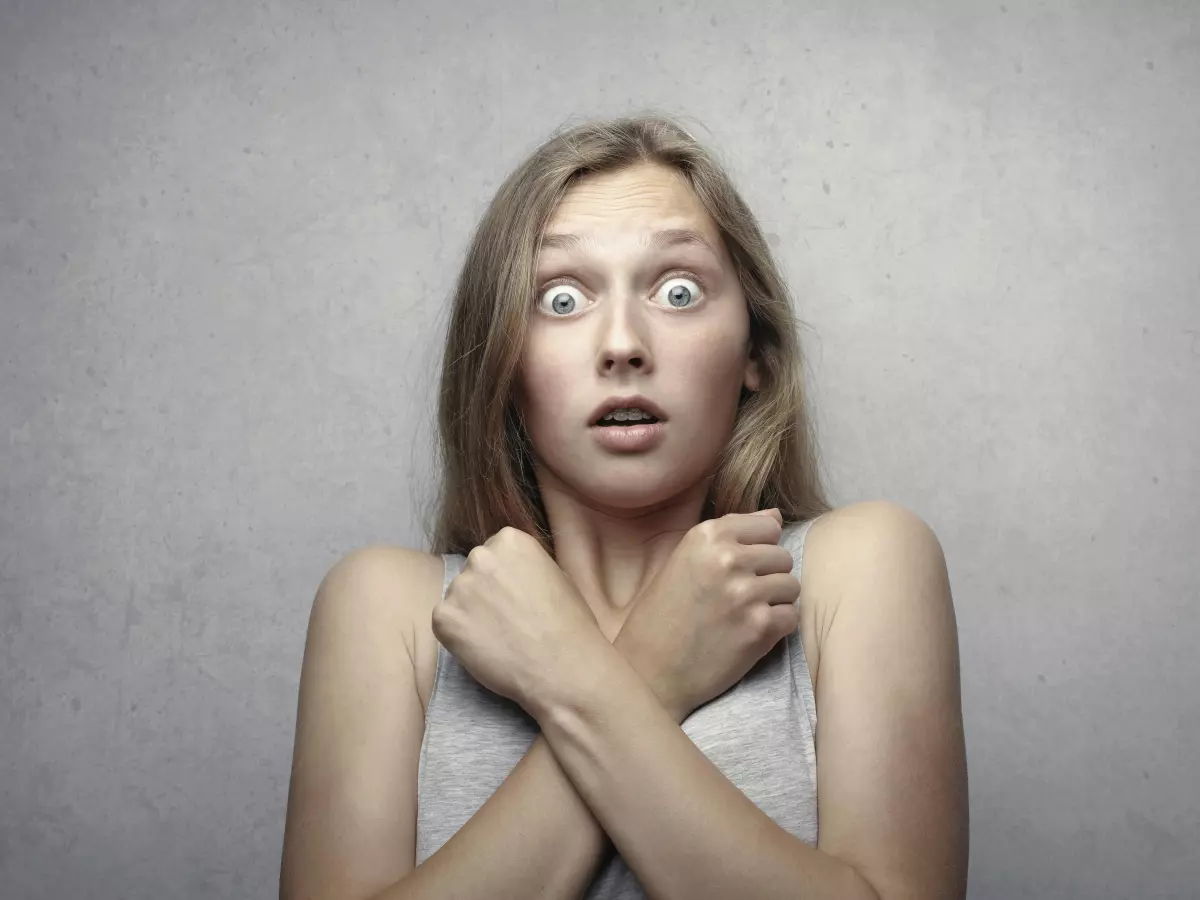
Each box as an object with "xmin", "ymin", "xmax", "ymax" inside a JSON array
[{"xmin": 281, "ymin": 501, "xmax": 968, "ymax": 900}]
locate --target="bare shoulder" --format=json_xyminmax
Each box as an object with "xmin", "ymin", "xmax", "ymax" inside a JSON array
[
  {"xmin": 804, "ymin": 500, "xmax": 944, "ymax": 575},
  {"xmin": 280, "ymin": 543, "xmax": 446, "ymax": 899},
  {"xmin": 313, "ymin": 544, "xmax": 444, "ymax": 650},
  {"xmin": 318, "ymin": 542, "xmax": 445, "ymax": 602},
  {"xmin": 801, "ymin": 501, "xmax": 968, "ymax": 898},
  {"xmin": 315, "ymin": 543, "xmax": 446, "ymax": 710},
  {"xmin": 799, "ymin": 501, "xmax": 950, "ymax": 678}
]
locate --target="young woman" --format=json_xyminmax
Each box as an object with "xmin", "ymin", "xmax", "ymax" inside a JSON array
[{"xmin": 280, "ymin": 115, "xmax": 969, "ymax": 900}]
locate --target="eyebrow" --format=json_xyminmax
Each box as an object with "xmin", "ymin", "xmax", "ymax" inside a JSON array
[{"xmin": 538, "ymin": 227, "xmax": 719, "ymax": 257}]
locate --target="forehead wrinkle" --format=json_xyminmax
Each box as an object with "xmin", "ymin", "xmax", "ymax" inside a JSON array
[{"xmin": 538, "ymin": 227, "xmax": 719, "ymax": 260}]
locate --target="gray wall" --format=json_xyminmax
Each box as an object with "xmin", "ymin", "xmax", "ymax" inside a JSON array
[{"xmin": 2, "ymin": 1, "xmax": 1197, "ymax": 897}]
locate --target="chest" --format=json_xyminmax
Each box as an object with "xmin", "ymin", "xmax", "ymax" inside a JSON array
[
  {"xmin": 411, "ymin": 594, "xmax": 823, "ymax": 715},
  {"xmin": 414, "ymin": 631, "xmax": 820, "ymax": 880}
]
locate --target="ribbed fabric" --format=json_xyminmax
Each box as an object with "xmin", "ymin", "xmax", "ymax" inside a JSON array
[{"xmin": 415, "ymin": 518, "xmax": 822, "ymax": 897}]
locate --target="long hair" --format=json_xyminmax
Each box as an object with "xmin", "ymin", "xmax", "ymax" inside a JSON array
[{"xmin": 423, "ymin": 113, "xmax": 831, "ymax": 556}]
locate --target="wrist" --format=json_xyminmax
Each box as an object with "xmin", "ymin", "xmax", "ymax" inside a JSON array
[
  {"xmin": 611, "ymin": 628, "xmax": 689, "ymax": 724},
  {"xmin": 525, "ymin": 629, "xmax": 621, "ymax": 725}
]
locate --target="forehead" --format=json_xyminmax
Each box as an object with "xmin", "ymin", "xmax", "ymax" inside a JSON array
[{"xmin": 541, "ymin": 162, "xmax": 722, "ymax": 250}]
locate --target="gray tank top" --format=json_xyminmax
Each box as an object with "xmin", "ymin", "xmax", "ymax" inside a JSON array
[{"xmin": 415, "ymin": 518, "xmax": 821, "ymax": 897}]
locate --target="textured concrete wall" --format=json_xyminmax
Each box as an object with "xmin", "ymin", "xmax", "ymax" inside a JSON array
[{"xmin": 2, "ymin": 1, "xmax": 1197, "ymax": 897}]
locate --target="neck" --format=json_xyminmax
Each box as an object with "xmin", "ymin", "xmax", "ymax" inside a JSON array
[{"xmin": 536, "ymin": 475, "xmax": 712, "ymax": 630}]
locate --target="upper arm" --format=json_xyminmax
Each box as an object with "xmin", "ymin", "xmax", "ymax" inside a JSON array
[
  {"xmin": 279, "ymin": 544, "xmax": 444, "ymax": 900},
  {"xmin": 811, "ymin": 501, "xmax": 969, "ymax": 900}
]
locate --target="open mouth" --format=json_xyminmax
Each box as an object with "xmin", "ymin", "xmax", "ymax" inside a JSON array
[{"xmin": 595, "ymin": 416, "xmax": 661, "ymax": 427}]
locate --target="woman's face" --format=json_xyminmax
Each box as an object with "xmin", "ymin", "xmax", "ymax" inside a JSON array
[{"xmin": 517, "ymin": 161, "xmax": 760, "ymax": 513}]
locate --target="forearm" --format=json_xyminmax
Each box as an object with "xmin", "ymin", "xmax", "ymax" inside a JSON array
[
  {"xmin": 534, "ymin": 641, "xmax": 877, "ymax": 900},
  {"xmin": 371, "ymin": 734, "xmax": 610, "ymax": 900},
  {"xmin": 368, "ymin": 620, "xmax": 667, "ymax": 900}
]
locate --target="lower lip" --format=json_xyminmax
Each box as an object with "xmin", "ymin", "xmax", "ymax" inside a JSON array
[{"xmin": 590, "ymin": 421, "xmax": 666, "ymax": 452}]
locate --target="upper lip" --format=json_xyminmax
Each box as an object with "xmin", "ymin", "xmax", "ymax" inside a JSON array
[{"xmin": 590, "ymin": 395, "xmax": 668, "ymax": 425}]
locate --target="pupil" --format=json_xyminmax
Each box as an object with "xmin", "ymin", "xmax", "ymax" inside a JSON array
[
  {"xmin": 552, "ymin": 292, "xmax": 575, "ymax": 314},
  {"xmin": 668, "ymin": 285, "xmax": 691, "ymax": 307}
]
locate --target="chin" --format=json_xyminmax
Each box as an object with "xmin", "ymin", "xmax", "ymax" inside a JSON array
[
  {"xmin": 586, "ymin": 483, "xmax": 674, "ymax": 511},
  {"xmin": 532, "ymin": 433, "xmax": 719, "ymax": 511},
  {"xmin": 578, "ymin": 464, "xmax": 707, "ymax": 512}
]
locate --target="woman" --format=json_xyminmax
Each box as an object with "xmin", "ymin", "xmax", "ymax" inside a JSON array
[{"xmin": 280, "ymin": 114, "xmax": 969, "ymax": 900}]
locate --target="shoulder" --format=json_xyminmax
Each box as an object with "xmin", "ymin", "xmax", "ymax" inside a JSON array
[
  {"xmin": 312, "ymin": 544, "xmax": 446, "ymax": 663},
  {"xmin": 799, "ymin": 501, "xmax": 950, "ymax": 648},
  {"xmin": 806, "ymin": 499, "xmax": 944, "ymax": 569},
  {"xmin": 316, "ymin": 543, "xmax": 445, "ymax": 606},
  {"xmin": 799, "ymin": 503, "xmax": 967, "ymax": 897},
  {"xmin": 283, "ymin": 545, "xmax": 446, "ymax": 896}
]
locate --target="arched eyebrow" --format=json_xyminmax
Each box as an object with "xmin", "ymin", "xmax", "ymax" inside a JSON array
[{"xmin": 539, "ymin": 228, "xmax": 719, "ymax": 259}]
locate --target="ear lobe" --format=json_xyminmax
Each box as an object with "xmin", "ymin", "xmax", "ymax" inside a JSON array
[{"xmin": 743, "ymin": 356, "xmax": 762, "ymax": 392}]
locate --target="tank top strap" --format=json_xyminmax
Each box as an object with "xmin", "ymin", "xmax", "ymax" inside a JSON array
[
  {"xmin": 439, "ymin": 553, "xmax": 466, "ymax": 602},
  {"xmin": 781, "ymin": 514, "xmax": 825, "ymax": 740},
  {"xmin": 784, "ymin": 513, "xmax": 826, "ymax": 581}
]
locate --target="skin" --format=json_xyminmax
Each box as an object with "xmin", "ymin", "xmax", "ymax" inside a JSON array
[
  {"xmin": 279, "ymin": 160, "xmax": 968, "ymax": 900},
  {"xmin": 517, "ymin": 161, "xmax": 762, "ymax": 635}
]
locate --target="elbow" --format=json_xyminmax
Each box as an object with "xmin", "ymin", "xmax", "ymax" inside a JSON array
[
  {"xmin": 845, "ymin": 869, "xmax": 884, "ymax": 900},
  {"xmin": 847, "ymin": 866, "xmax": 967, "ymax": 900}
]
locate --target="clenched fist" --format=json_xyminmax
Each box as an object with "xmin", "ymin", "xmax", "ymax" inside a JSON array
[
  {"xmin": 613, "ymin": 508, "xmax": 800, "ymax": 722},
  {"xmin": 433, "ymin": 526, "xmax": 604, "ymax": 716}
]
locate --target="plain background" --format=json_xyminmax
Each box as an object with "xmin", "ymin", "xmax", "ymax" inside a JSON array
[{"xmin": 2, "ymin": 1, "xmax": 1197, "ymax": 897}]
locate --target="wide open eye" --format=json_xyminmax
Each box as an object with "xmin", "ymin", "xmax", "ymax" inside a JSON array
[
  {"xmin": 537, "ymin": 283, "xmax": 586, "ymax": 316},
  {"xmin": 655, "ymin": 275, "xmax": 703, "ymax": 309}
]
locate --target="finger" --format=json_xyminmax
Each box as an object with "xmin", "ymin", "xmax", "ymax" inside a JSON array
[
  {"xmin": 750, "ymin": 507, "xmax": 783, "ymax": 527},
  {"xmin": 757, "ymin": 571, "xmax": 802, "ymax": 606},
  {"xmin": 741, "ymin": 543, "xmax": 796, "ymax": 576},
  {"xmin": 763, "ymin": 600, "xmax": 802, "ymax": 639},
  {"xmin": 724, "ymin": 509, "xmax": 784, "ymax": 545}
]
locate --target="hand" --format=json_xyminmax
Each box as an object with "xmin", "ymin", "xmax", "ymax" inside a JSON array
[
  {"xmin": 613, "ymin": 508, "xmax": 801, "ymax": 722},
  {"xmin": 432, "ymin": 526, "xmax": 605, "ymax": 717}
]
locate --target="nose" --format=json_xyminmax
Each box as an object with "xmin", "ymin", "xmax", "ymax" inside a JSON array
[{"xmin": 596, "ymin": 299, "xmax": 652, "ymax": 374}]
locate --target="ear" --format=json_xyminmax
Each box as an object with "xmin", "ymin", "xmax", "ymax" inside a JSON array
[{"xmin": 743, "ymin": 340, "xmax": 762, "ymax": 392}]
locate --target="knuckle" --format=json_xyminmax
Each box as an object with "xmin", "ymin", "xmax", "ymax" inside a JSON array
[
  {"xmin": 714, "ymin": 547, "xmax": 739, "ymax": 574},
  {"xmin": 727, "ymin": 578, "xmax": 752, "ymax": 606},
  {"xmin": 465, "ymin": 544, "xmax": 491, "ymax": 570},
  {"xmin": 496, "ymin": 526, "xmax": 528, "ymax": 548}
]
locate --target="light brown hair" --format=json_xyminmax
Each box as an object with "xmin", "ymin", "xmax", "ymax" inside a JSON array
[{"xmin": 424, "ymin": 113, "xmax": 831, "ymax": 556}]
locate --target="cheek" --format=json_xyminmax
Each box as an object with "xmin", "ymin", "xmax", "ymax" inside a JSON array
[
  {"xmin": 674, "ymin": 331, "xmax": 748, "ymax": 394},
  {"xmin": 519, "ymin": 343, "xmax": 577, "ymax": 423}
]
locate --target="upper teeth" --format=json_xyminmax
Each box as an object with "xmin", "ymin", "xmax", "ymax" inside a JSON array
[{"xmin": 600, "ymin": 407, "xmax": 654, "ymax": 422}]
